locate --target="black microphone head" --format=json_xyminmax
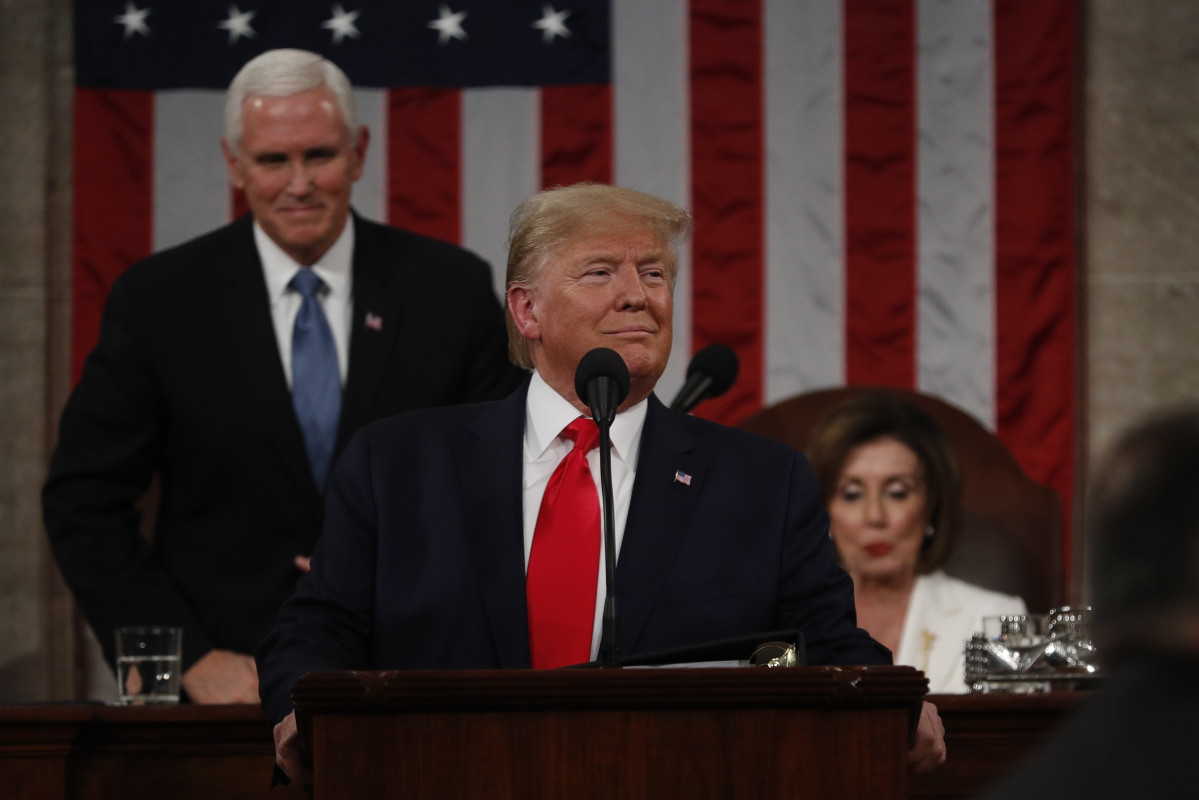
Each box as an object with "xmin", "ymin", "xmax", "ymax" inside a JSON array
[
  {"xmin": 687, "ymin": 343, "xmax": 740, "ymax": 399},
  {"xmin": 574, "ymin": 347, "xmax": 631, "ymax": 408}
]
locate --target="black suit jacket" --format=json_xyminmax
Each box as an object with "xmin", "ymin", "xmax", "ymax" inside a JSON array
[
  {"xmin": 981, "ymin": 654, "xmax": 1199, "ymax": 799},
  {"xmin": 256, "ymin": 383, "xmax": 890, "ymax": 724},
  {"xmin": 43, "ymin": 213, "xmax": 526, "ymax": 669}
]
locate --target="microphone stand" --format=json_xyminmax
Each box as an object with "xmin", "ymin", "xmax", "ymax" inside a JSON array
[
  {"xmin": 668, "ymin": 375, "xmax": 714, "ymax": 414},
  {"xmin": 596, "ymin": 417, "xmax": 619, "ymax": 668},
  {"xmin": 575, "ymin": 347, "xmax": 630, "ymax": 670}
]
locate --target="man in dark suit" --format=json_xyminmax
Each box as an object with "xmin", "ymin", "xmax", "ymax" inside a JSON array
[
  {"xmin": 257, "ymin": 183, "xmax": 947, "ymax": 782},
  {"xmin": 42, "ymin": 49, "xmax": 523, "ymax": 704},
  {"xmin": 984, "ymin": 407, "xmax": 1199, "ymax": 799}
]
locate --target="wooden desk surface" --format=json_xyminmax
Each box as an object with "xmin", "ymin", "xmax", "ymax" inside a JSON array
[
  {"xmin": 0, "ymin": 703, "xmax": 307, "ymax": 800},
  {"xmin": 0, "ymin": 689, "xmax": 1095, "ymax": 800},
  {"xmin": 911, "ymin": 691, "xmax": 1094, "ymax": 798}
]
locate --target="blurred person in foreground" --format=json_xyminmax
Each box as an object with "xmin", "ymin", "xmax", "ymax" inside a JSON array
[
  {"xmin": 807, "ymin": 392, "xmax": 1027, "ymax": 693},
  {"xmin": 42, "ymin": 48, "xmax": 523, "ymax": 704},
  {"xmin": 984, "ymin": 406, "xmax": 1199, "ymax": 798},
  {"xmin": 256, "ymin": 183, "xmax": 947, "ymax": 783}
]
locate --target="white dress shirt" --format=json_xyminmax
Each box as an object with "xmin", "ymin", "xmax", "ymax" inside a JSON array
[
  {"xmin": 257, "ymin": 220, "xmax": 354, "ymax": 387},
  {"xmin": 522, "ymin": 370, "xmax": 648, "ymax": 661}
]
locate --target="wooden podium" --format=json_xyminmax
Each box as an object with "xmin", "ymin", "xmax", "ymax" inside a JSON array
[{"xmin": 292, "ymin": 665, "xmax": 926, "ymax": 799}]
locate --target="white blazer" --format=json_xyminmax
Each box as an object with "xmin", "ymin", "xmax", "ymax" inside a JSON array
[{"xmin": 895, "ymin": 570, "xmax": 1027, "ymax": 694}]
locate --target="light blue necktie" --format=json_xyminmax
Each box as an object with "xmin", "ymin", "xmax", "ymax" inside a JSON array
[{"xmin": 289, "ymin": 268, "xmax": 341, "ymax": 488}]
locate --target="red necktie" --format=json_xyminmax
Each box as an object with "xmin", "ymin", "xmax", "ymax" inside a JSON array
[{"xmin": 527, "ymin": 417, "xmax": 602, "ymax": 669}]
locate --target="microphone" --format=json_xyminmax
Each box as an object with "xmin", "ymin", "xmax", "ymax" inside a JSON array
[
  {"xmin": 573, "ymin": 348, "xmax": 630, "ymax": 668},
  {"xmin": 668, "ymin": 343, "xmax": 740, "ymax": 414},
  {"xmin": 574, "ymin": 347, "xmax": 630, "ymax": 428}
]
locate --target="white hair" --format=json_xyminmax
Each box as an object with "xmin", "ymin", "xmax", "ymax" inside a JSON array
[{"xmin": 224, "ymin": 49, "xmax": 358, "ymax": 153}]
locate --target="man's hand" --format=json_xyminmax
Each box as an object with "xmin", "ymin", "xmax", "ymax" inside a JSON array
[
  {"xmin": 274, "ymin": 710, "xmax": 313, "ymax": 784},
  {"xmin": 294, "ymin": 554, "xmax": 311, "ymax": 573},
  {"xmin": 180, "ymin": 649, "xmax": 260, "ymax": 704},
  {"xmin": 909, "ymin": 700, "xmax": 947, "ymax": 774}
]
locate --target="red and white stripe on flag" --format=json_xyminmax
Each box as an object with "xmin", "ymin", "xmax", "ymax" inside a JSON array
[{"xmin": 73, "ymin": 0, "xmax": 1076, "ymax": 575}]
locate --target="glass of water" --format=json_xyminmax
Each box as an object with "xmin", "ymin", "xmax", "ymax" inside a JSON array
[{"xmin": 115, "ymin": 626, "xmax": 182, "ymax": 704}]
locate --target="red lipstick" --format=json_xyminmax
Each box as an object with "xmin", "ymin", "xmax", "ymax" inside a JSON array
[{"xmin": 864, "ymin": 543, "xmax": 894, "ymax": 557}]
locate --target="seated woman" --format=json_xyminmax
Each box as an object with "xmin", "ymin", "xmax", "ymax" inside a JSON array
[{"xmin": 806, "ymin": 391, "xmax": 1027, "ymax": 693}]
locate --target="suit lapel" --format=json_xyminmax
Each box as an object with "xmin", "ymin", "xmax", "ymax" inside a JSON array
[
  {"xmin": 614, "ymin": 396, "xmax": 706, "ymax": 654},
  {"xmin": 454, "ymin": 382, "xmax": 532, "ymax": 667},
  {"xmin": 340, "ymin": 214, "xmax": 404, "ymax": 448},
  {"xmin": 218, "ymin": 216, "xmax": 317, "ymax": 502}
]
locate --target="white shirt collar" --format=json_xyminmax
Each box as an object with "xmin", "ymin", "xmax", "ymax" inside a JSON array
[
  {"xmin": 525, "ymin": 370, "xmax": 648, "ymax": 466},
  {"xmin": 256, "ymin": 217, "xmax": 354, "ymax": 302}
]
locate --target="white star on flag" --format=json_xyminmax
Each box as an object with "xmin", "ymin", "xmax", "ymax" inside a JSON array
[
  {"xmin": 217, "ymin": 6, "xmax": 256, "ymax": 45},
  {"xmin": 113, "ymin": 3, "xmax": 151, "ymax": 39},
  {"xmin": 322, "ymin": 3, "xmax": 361, "ymax": 45},
  {"xmin": 532, "ymin": 5, "xmax": 571, "ymax": 43},
  {"xmin": 428, "ymin": 5, "xmax": 467, "ymax": 45}
]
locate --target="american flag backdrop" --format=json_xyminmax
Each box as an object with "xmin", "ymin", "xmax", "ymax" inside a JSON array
[{"xmin": 73, "ymin": 0, "xmax": 1077, "ymax": 570}]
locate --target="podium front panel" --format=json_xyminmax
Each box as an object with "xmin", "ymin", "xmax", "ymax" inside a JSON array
[{"xmin": 294, "ymin": 666, "xmax": 927, "ymax": 800}]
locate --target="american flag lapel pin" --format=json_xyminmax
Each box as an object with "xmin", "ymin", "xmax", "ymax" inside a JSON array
[
  {"xmin": 673, "ymin": 469, "xmax": 692, "ymax": 486},
  {"xmin": 364, "ymin": 311, "xmax": 383, "ymax": 331}
]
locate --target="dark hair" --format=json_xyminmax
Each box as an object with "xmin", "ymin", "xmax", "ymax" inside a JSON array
[
  {"xmin": 1089, "ymin": 405, "xmax": 1199, "ymax": 655},
  {"xmin": 806, "ymin": 391, "xmax": 962, "ymax": 573}
]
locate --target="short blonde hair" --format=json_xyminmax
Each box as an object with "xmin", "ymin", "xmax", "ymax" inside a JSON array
[{"xmin": 504, "ymin": 183, "xmax": 692, "ymax": 368}]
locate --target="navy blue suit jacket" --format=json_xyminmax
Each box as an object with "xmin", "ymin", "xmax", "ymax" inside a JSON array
[
  {"xmin": 44, "ymin": 213, "xmax": 525, "ymax": 670},
  {"xmin": 256, "ymin": 382, "xmax": 889, "ymax": 723}
]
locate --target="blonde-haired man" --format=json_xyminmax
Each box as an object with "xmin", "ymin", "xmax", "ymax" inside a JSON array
[{"xmin": 258, "ymin": 183, "xmax": 945, "ymax": 783}]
